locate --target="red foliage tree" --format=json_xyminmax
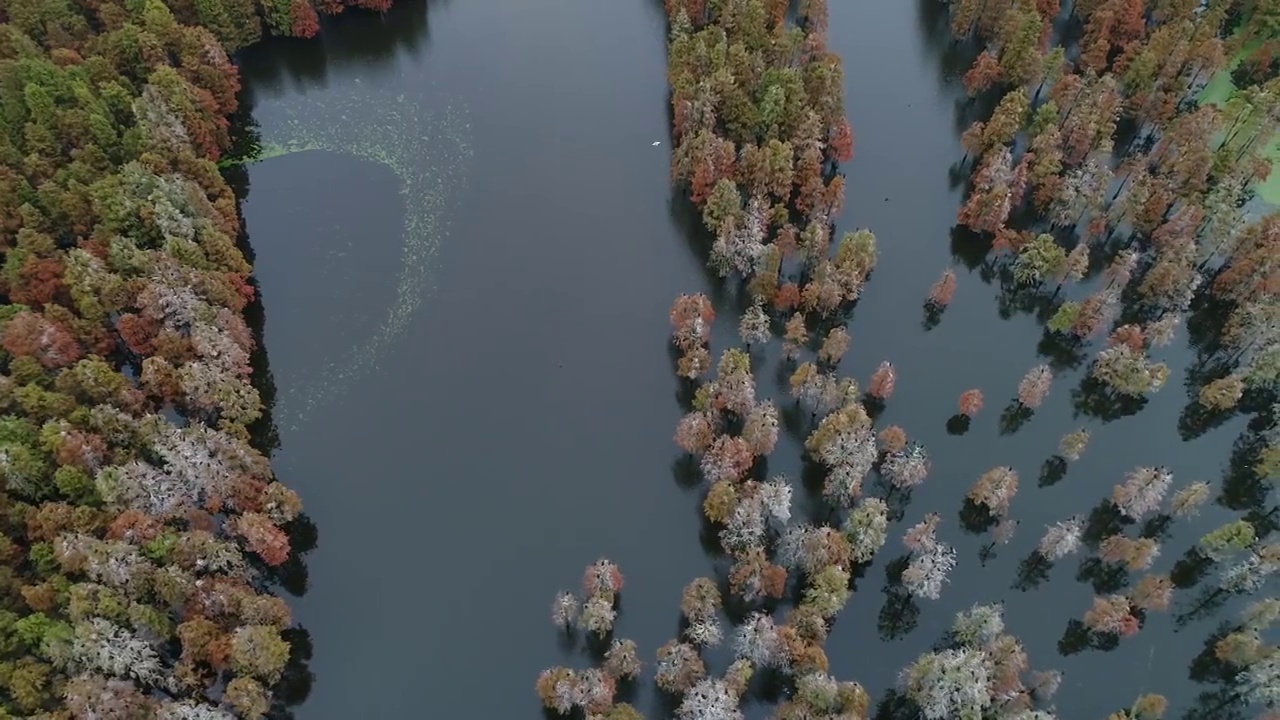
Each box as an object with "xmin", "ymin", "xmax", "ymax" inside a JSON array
[
  {"xmin": 773, "ymin": 282, "xmax": 801, "ymax": 312},
  {"xmin": 675, "ymin": 412, "xmax": 717, "ymax": 455},
  {"xmin": 291, "ymin": 0, "xmax": 321, "ymax": 37},
  {"xmin": 1112, "ymin": 0, "xmax": 1146, "ymax": 45},
  {"xmin": 702, "ymin": 435, "xmax": 755, "ymax": 483},
  {"xmin": 230, "ymin": 513, "xmax": 291, "ymax": 566},
  {"xmin": 583, "ymin": 558, "xmax": 625, "ymax": 597},
  {"xmin": 54, "ymin": 430, "xmax": 106, "ymax": 472},
  {"xmin": 793, "ymin": 168, "xmax": 828, "ymax": 217},
  {"xmin": 107, "ymin": 510, "xmax": 164, "ymax": 544},
  {"xmin": 685, "ymin": 134, "xmax": 737, "ymax": 204},
  {"xmin": 1079, "ymin": 8, "xmax": 1115, "ymax": 72},
  {"xmin": 829, "ymin": 118, "xmax": 854, "ymax": 163},
  {"xmin": 11, "ymin": 256, "xmax": 67, "ymax": 307},
  {"xmin": 666, "ymin": 0, "xmax": 708, "ymax": 24},
  {"xmin": 670, "ymin": 293, "xmax": 715, "ymax": 351},
  {"xmin": 963, "ymin": 52, "xmax": 1001, "ymax": 96},
  {"xmin": 1107, "ymin": 324, "xmax": 1145, "ymax": 353},
  {"xmin": 116, "ymin": 313, "xmax": 159, "ymax": 356},
  {"xmin": 227, "ymin": 474, "xmax": 270, "ymax": 514},
  {"xmin": 959, "ymin": 388, "xmax": 984, "ymax": 417},
  {"xmin": 2, "ymin": 311, "xmax": 83, "ymax": 369},
  {"xmin": 825, "ymin": 174, "xmax": 846, "ymax": 216},
  {"xmin": 928, "ymin": 269, "xmax": 957, "ymax": 308},
  {"xmin": 868, "ymin": 361, "xmax": 896, "ymax": 400},
  {"xmin": 173, "ymin": 27, "xmax": 243, "ymax": 115},
  {"xmin": 1215, "ymin": 215, "xmax": 1280, "ymax": 300}
]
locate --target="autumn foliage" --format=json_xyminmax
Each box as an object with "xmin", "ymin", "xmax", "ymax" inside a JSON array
[
  {"xmin": 569, "ymin": 0, "xmax": 1280, "ymax": 715},
  {"xmin": 0, "ymin": 0, "xmax": 366, "ymax": 714},
  {"xmin": 959, "ymin": 388, "xmax": 985, "ymax": 417}
]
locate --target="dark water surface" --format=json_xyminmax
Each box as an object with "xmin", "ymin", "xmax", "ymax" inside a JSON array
[{"xmin": 233, "ymin": 1, "xmax": 1263, "ymax": 717}]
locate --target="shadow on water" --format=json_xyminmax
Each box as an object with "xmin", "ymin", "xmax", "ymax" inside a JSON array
[
  {"xmin": 268, "ymin": 626, "xmax": 316, "ymax": 720},
  {"xmin": 912, "ymin": 0, "xmax": 979, "ymax": 92},
  {"xmin": 668, "ymin": 185, "xmax": 737, "ymax": 309},
  {"xmin": 224, "ymin": 153, "xmax": 279, "ymax": 457},
  {"xmin": 223, "ymin": 127, "xmax": 319, "ymax": 719},
  {"xmin": 235, "ymin": 0, "xmax": 440, "ymax": 103}
]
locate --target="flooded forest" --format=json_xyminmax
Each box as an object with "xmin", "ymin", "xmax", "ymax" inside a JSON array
[{"xmin": 0, "ymin": 0, "xmax": 1276, "ymax": 718}]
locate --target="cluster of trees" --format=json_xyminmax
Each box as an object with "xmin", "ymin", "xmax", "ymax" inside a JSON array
[
  {"xmin": 897, "ymin": 603, "xmax": 1061, "ymax": 719},
  {"xmin": 540, "ymin": 561, "xmax": 872, "ymax": 720},
  {"xmin": 948, "ymin": 0, "xmax": 1278, "ymax": 422},
  {"xmin": 539, "ymin": 560, "xmax": 642, "ymax": 718},
  {"xmin": 666, "ymin": 0, "xmax": 865, "ymax": 329},
  {"xmin": 0, "ymin": 0, "xmax": 386, "ymax": 714}
]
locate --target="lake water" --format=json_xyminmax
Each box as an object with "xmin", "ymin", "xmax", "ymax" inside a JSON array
[{"xmin": 232, "ymin": 1, "xmax": 1266, "ymax": 717}]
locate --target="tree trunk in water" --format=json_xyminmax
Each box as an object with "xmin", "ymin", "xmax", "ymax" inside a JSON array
[
  {"xmin": 1186, "ymin": 586, "xmax": 1227, "ymax": 618},
  {"xmin": 1219, "ymin": 108, "xmax": 1253, "ymax": 151},
  {"xmin": 1187, "ymin": 66, "xmax": 1204, "ymax": 93},
  {"xmin": 1109, "ymin": 170, "xmax": 1133, "ymax": 203},
  {"xmin": 1233, "ymin": 130, "xmax": 1264, "ymax": 164}
]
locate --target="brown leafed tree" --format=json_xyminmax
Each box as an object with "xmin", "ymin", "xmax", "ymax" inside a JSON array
[
  {"xmin": 868, "ymin": 361, "xmax": 897, "ymax": 400},
  {"xmin": 878, "ymin": 425, "xmax": 908, "ymax": 454},
  {"xmin": 928, "ymin": 269, "xmax": 958, "ymax": 308},
  {"xmin": 1017, "ymin": 365, "xmax": 1053, "ymax": 408},
  {"xmin": 1083, "ymin": 594, "xmax": 1139, "ymax": 636},
  {"xmin": 964, "ymin": 51, "xmax": 1002, "ymax": 96},
  {"xmin": 818, "ymin": 327, "xmax": 851, "ymax": 366}
]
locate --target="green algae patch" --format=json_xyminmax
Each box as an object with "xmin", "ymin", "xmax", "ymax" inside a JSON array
[{"xmin": 237, "ymin": 88, "xmax": 473, "ymax": 427}]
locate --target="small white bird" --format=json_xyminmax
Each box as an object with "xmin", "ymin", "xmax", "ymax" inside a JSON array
[{"xmin": 652, "ymin": 141, "xmax": 662, "ymax": 146}]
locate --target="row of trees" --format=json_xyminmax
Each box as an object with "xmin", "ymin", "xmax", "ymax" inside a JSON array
[
  {"xmin": 0, "ymin": 0, "xmax": 385, "ymax": 715},
  {"xmin": 539, "ymin": 0, "xmax": 894, "ymax": 717}
]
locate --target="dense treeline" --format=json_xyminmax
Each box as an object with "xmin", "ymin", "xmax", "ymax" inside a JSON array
[{"xmin": 0, "ymin": 0, "xmax": 377, "ymax": 715}]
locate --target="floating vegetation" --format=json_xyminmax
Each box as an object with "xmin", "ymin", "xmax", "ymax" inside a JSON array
[{"xmin": 238, "ymin": 87, "xmax": 473, "ymax": 427}]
